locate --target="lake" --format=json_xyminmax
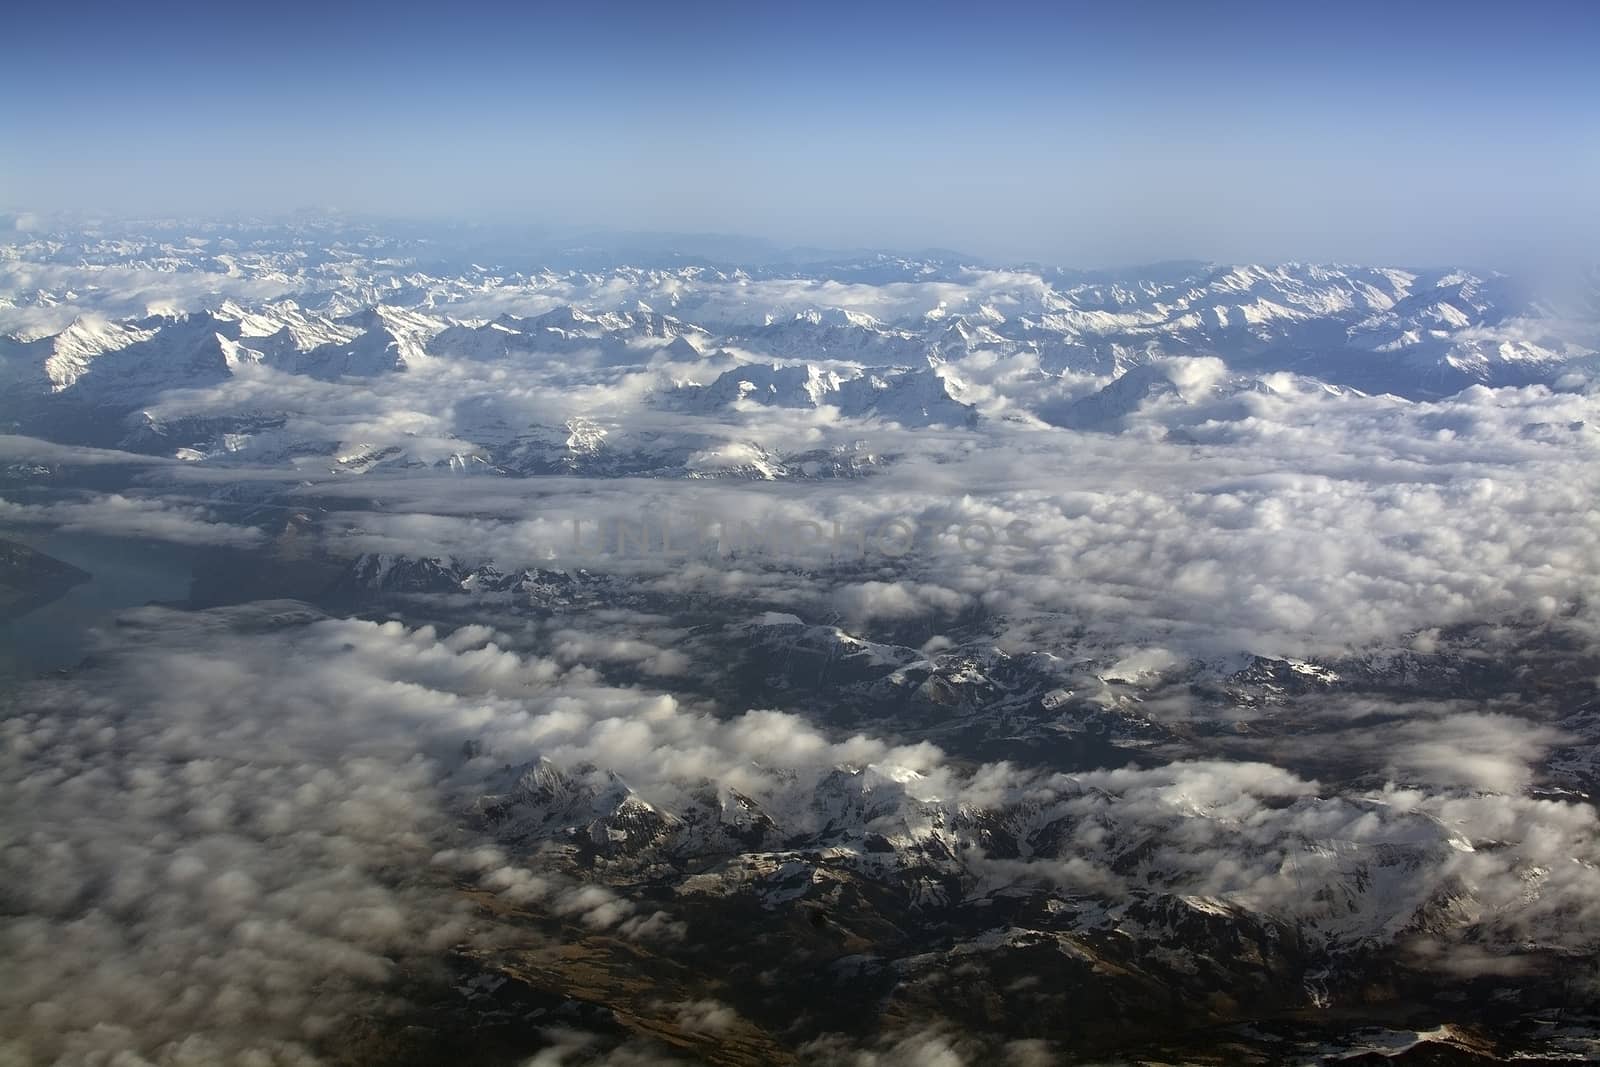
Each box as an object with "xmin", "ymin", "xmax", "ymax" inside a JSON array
[{"xmin": 0, "ymin": 530, "xmax": 196, "ymax": 679}]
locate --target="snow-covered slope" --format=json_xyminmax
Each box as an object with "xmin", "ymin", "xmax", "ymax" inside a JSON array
[
  {"xmin": 3, "ymin": 219, "xmax": 1596, "ymax": 461},
  {"xmin": 679, "ymin": 363, "xmax": 977, "ymax": 427}
]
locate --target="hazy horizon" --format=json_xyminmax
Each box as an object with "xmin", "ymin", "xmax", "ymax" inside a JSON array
[
  {"xmin": 5, "ymin": 0, "xmax": 1597, "ymax": 267},
  {"xmin": 6, "ymin": 210, "xmax": 1598, "ymax": 282}
]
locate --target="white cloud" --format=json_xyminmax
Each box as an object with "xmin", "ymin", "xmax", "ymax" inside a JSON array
[{"xmin": 0, "ymin": 492, "xmax": 265, "ymax": 546}]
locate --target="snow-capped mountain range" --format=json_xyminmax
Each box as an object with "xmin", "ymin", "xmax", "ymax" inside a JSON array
[
  {"xmin": 2, "ymin": 220, "xmax": 1597, "ymax": 476},
  {"xmin": 7, "ymin": 219, "xmax": 1600, "ymax": 1064}
]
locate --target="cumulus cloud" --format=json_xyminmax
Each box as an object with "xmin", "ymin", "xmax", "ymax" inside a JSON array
[
  {"xmin": 1, "ymin": 617, "xmax": 467, "ymax": 1063},
  {"xmin": 228, "ymin": 381, "xmax": 1600, "ymax": 663},
  {"xmin": 9, "ymin": 224, "xmax": 1600, "ymax": 1062},
  {"xmin": 0, "ymin": 434, "xmax": 177, "ymax": 467},
  {"xmin": 5, "ymin": 604, "xmax": 1598, "ymax": 1067},
  {"xmin": 0, "ymin": 601, "xmax": 992, "ymax": 1062},
  {"xmin": 0, "ymin": 259, "xmax": 301, "ymax": 337},
  {"xmin": 0, "ymin": 604, "xmax": 693, "ymax": 1064},
  {"xmin": 955, "ymin": 759, "xmax": 1600, "ymax": 953},
  {"xmin": 15, "ymin": 233, "xmax": 1591, "ymax": 666},
  {"xmin": 831, "ymin": 579, "xmax": 968, "ymax": 622},
  {"xmin": 800, "ymin": 1027, "xmax": 1060, "ymax": 1067},
  {"xmin": 1387, "ymin": 712, "xmax": 1568, "ymax": 793},
  {"xmin": 0, "ymin": 492, "xmax": 265, "ymax": 546}
]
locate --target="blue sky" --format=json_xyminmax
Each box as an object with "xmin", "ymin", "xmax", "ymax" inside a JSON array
[{"xmin": 4, "ymin": 0, "xmax": 1597, "ymax": 265}]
